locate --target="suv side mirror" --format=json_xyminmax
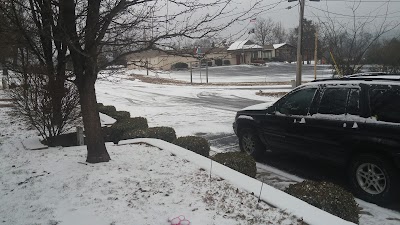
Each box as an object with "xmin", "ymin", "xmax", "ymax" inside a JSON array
[{"xmin": 266, "ymin": 106, "xmax": 276, "ymax": 114}]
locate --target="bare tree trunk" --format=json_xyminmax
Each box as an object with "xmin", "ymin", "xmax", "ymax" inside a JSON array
[{"xmin": 78, "ymin": 77, "xmax": 110, "ymax": 163}]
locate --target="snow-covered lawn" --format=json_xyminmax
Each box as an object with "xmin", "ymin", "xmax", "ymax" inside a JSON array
[
  {"xmin": 0, "ymin": 94, "xmax": 352, "ymax": 225},
  {"xmin": 2, "ymin": 67, "xmax": 400, "ymax": 225}
]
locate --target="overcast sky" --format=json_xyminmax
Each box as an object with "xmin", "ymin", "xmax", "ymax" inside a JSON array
[{"xmin": 224, "ymin": 0, "xmax": 400, "ymax": 41}]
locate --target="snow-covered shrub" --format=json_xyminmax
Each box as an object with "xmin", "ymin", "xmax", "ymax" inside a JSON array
[
  {"xmin": 108, "ymin": 111, "xmax": 130, "ymax": 121},
  {"xmin": 215, "ymin": 59, "xmax": 223, "ymax": 66},
  {"xmin": 173, "ymin": 136, "xmax": 210, "ymax": 157},
  {"xmin": 212, "ymin": 152, "xmax": 256, "ymax": 178},
  {"xmin": 120, "ymin": 126, "xmax": 177, "ymax": 143},
  {"xmin": 97, "ymin": 103, "xmax": 104, "ymax": 108},
  {"xmin": 98, "ymin": 105, "xmax": 116, "ymax": 116},
  {"xmin": 285, "ymin": 181, "xmax": 359, "ymax": 224},
  {"xmin": 110, "ymin": 117, "xmax": 148, "ymax": 143},
  {"xmin": 171, "ymin": 62, "xmax": 188, "ymax": 70}
]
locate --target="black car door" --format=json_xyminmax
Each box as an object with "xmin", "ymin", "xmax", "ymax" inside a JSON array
[
  {"xmin": 304, "ymin": 86, "xmax": 361, "ymax": 162},
  {"xmin": 262, "ymin": 87, "xmax": 318, "ymax": 152}
]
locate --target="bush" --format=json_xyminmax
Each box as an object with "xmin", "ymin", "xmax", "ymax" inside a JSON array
[
  {"xmin": 223, "ymin": 60, "xmax": 231, "ymax": 65},
  {"xmin": 285, "ymin": 181, "xmax": 359, "ymax": 224},
  {"xmin": 120, "ymin": 126, "xmax": 177, "ymax": 143},
  {"xmin": 108, "ymin": 111, "xmax": 130, "ymax": 121},
  {"xmin": 97, "ymin": 103, "xmax": 104, "ymax": 108},
  {"xmin": 173, "ymin": 136, "xmax": 210, "ymax": 157},
  {"xmin": 212, "ymin": 152, "xmax": 256, "ymax": 178},
  {"xmin": 110, "ymin": 117, "xmax": 148, "ymax": 143},
  {"xmin": 215, "ymin": 59, "xmax": 223, "ymax": 66},
  {"xmin": 171, "ymin": 62, "xmax": 188, "ymax": 70},
  {"xmin": 98, "ymin": 105, "xmax": 116, "ymax": 116}
]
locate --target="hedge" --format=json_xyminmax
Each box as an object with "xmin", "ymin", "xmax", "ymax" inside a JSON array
[
  {"xmin": 121, "ymin": 126, "xmax": 177, "ymax": 143},
  {"xmin": 285, "ymin": 180, "xmax": 359, "ymax": 224},
  {"xmin": 212, "ymin": 152, "xmax": 256, "ymax": 178},
  {"xmin": 110, "ymin": 117, "xmax": 148, "ymax": 143},
  {"xmin": 173, "ymin": 136, "xmax": 210, "ymax": 157}
]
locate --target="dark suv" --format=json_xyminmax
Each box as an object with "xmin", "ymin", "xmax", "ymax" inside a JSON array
[{"xmin": 233, "ymin": 75, "xmax": 400, "ymax": 204}]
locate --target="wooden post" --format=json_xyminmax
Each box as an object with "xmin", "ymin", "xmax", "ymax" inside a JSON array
[
  {"xmin": 206, "ymin": 60, "xmax": 209, "ymax": 83},
  {"xmin": 76, "ymin": 126, "xmax": 84, "ymax": 146},
  {"xmin": 190, "ymin": 62, "xmax": 193, "ymax": 84}
]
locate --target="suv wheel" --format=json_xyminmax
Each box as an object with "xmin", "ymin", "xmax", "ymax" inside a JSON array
[
  {"xmin": 238, "ymin": 128, "xmax": 265, "ymax": 160},
  {"xmin": 348, "ymin": 154, "xmax": 399, "ymax": 204}
]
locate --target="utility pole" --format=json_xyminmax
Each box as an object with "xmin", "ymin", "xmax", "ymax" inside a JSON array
[
  {"xmin": 289, "ymin": 0, "xmax": 320, "ymax": 86},
  {"xmin": 314, "ymin": 25, "xmax": 318, "ymax": 80},
  {"xmin": 295, "ymin": 0, "xmax": 305, "ymax": 87}
]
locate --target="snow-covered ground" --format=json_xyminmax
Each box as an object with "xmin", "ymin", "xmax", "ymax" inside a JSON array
[
  {"xmin": 124, "ymin": 63, "xmax": 333, "ymax": 83},
  {"xmin": 95, "ymin": 69, "xmax": 400, "ymax": 225},
  {"xmin": 0, "ymin": 91, "xmax": 352, "ymax": 225},
  {"xmin": 1, "ymin": 66, "xmax": 400, "ymax": 225}
]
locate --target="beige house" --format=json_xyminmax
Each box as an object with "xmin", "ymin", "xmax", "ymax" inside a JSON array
[
  {"xmin": 260, "ymin": 43, "xmax": 296, "ymax": 62},
  {"xmin": 226, "ymin": 40, "xmax": 263, "ymax": 64},
  {"xmin": 126, "ymin": 48, "xmax": 232, "ymax": 70},
  {"xmin": 126, "ymin": 42, "xmax": 296, "ymax": 70}
]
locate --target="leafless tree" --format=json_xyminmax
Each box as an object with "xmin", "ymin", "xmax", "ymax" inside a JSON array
[
  {"xmin": 0, "ymin": 0, "xmax": 81, "ymax": 142},
  {"xmin": 8, "ymin": 53, "xmax": 80, "ymax": 143},
  {"xmin": 318, "ymin": 1, "xmax": 400, "ymax": 75},
  {"xmin": 253, "ymin": 18, "xmax": 275, "ymax": 45},
  {"xmin": 272, "ymin": 22, "xmax": 287, "ymax": 43},
  {"xmin": 56, "ymin": 0, "xmax": 262, "ymax": 163}
]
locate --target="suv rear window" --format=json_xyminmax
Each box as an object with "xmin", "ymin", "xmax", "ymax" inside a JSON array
[{"xmin": 369, "ymin": 88, "xmax": 400, "ymax": 123}]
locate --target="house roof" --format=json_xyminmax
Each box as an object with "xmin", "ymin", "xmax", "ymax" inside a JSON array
[
  {"xmin": 227, "ymin": 40, "xmax": 262, "ymax": 51},
  {"xmin": 273, "ymin": 43, "xmax": 293, "ymax": 49}
]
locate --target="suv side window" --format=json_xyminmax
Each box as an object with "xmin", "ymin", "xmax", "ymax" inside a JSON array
[
  {"xmin": 318, "ymin": 88, "xmax": 349, "ymax": 115},
  {"xmin": 369, "ymin": 88, "xmax": 400, "ymax": 123},
  {"xmin": 347, "ymin": 89, "xmax": 360, "ymax": 115},
  {"xmin": 277, "ymin": 88, "xmax": 317, "ymax": 116}
]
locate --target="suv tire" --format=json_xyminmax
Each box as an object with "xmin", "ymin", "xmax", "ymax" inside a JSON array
[
  {"xmin": 238, "ymin": 127, "xmax": 265, "ymax": 161},
  {"xmin": 348, "ymin": 154, "xmax": 399, "ymax": 204}
]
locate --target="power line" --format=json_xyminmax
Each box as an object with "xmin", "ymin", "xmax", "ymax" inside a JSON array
[
  {"xmin": 321, "ymin": 0, "xmax": 400, "ymax": 2},
  {"xmin": 308, "ymin": 5, "xmax": 400, "ymax": 18}
]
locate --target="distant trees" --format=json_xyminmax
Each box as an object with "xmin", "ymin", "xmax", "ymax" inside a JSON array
[
  {"xmin": 318, "ymin": 3, "xmax": 400, "ymax": 75},
  {"xmin": 366, "ymin": 38, "xmax": 400, "ymax": 73},
  {"xmin": 253, "ymin": 18, "xmax": 288, "ymax": 45},
  {"xmin": 254, "ymin": 18, "xmax": 275, "ymax": 45},
  {"xmin": 288, "ymin": 19, "xmax": 318, "ymax": 64}
]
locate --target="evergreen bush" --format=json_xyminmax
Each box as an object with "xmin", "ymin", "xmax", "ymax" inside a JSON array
[
  {"xmin": 98, "ymin": 105, "xmax": 116, "ymax": 116},
  {"xmin": 108, "ymin": 111, "xmax": 130, "ymax": 121},
  {"xmin": 285, "ymin": 180, "xmax": 359, "ymax": 224},
  {"xmin": 223, "ymin": 60, "xmax": 231, "ymax": 65},
  {"xmin": 212, "ymin": 152, "xmax": 257, "ymax": 178},
  {"xmin": 171, "ymin": 62, "xmax": 188, "ymax": 70},
  {"xmin": 173, "ymin": 136, "xmax": 210, "ymax": 157},
  {"xmin": 110, "ymin": 117, "xmax": 148, "ymax": 143},
  {"xmin": 215, "ymin": 59, "xmax": 223, "ymax": 66},
  {"xmin": 121, "ymin": 126, "xmax": 177, "ymax": 143}
]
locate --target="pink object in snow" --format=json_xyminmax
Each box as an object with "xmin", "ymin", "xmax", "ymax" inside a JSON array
[{"xmin": 169, "ymin": 215, "xmax": 190, "ymax": 225}]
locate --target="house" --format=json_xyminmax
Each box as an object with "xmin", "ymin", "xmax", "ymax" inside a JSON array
[
  {"xmin": 125, "ymin": 41, "xmax": 296, "ymax": 70},
  {"xmin": 259, "ymin": 43, "xmax": 296, "ymax": 62},
  {"xmin": 227, "ymin": 40, "xmax": 263, "ymax": 64},
  {"xmin": 126, "ymin": 47, "xmax": 232, "ymax": 70}
]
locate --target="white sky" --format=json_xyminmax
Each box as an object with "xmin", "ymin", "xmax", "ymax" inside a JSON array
[{"xmin": 224, "ymin": 0, "xmax": 400, "ymax": 40}]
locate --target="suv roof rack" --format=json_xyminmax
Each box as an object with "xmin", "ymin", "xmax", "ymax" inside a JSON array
[{"xmin": 312, "ymin": 74, "xmax": 400, "ymax": 83}]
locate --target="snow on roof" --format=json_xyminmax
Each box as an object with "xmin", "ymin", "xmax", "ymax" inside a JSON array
[
  {"xmin": 227, "ymin": 40, "xmax": 262, "ymax": 51},
  {"xmin": 273, "ymin": 43, "xmax": 287, "ymax": 49}
]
